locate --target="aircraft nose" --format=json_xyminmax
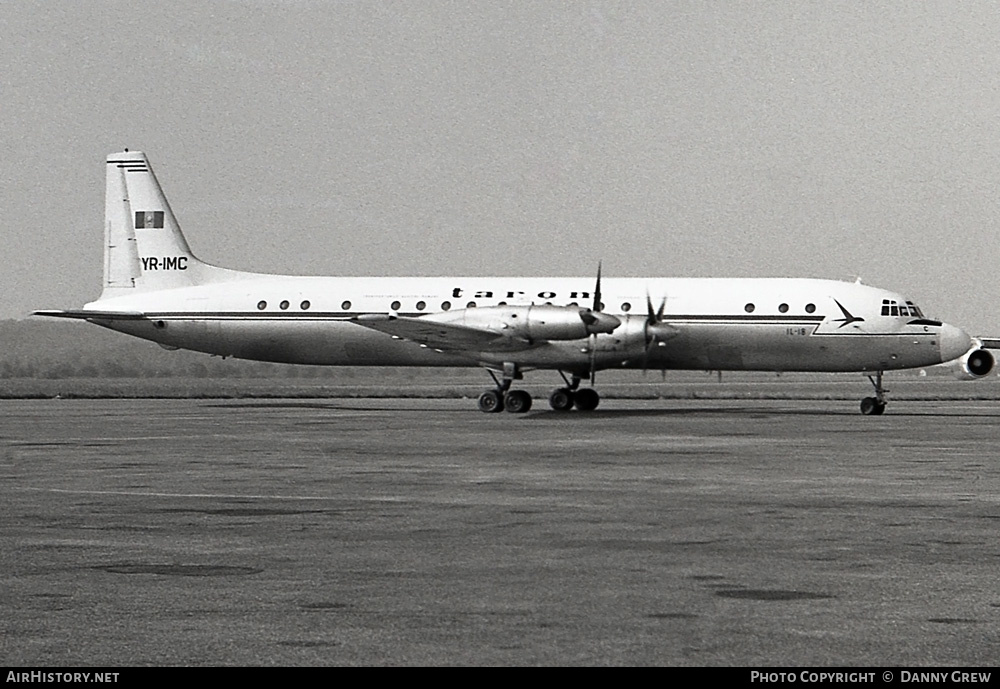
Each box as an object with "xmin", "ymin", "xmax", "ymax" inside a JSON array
[{"xmin": 938, "ymin": 323, "xmax": 973, "ymax": 363}]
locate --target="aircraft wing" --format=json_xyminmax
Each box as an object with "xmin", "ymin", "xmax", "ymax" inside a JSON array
[
  {"xmin": 978, "ymin": 338, "xmax": 1000, "ymax": 349},
  {"xmin": 33, "ymin": 309, "xmax": 146, "ymax": 321},
  {"xmin": 352, "ymin": 314, "xmax": 530, "ymax": 353}
]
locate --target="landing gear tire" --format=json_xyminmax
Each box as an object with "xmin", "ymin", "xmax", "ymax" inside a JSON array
[
  {"xmin": 504, "ymin": 390, "xmax": 532, "ymax": 414},
  {"xmin": 478, "ymin": 390, "xmax": 505, "ymax": 413},
  {"xmin": 573, "ymin": 388, "xmax": 600, "ymax": 411},
  {"xmin": 549, "ymin": 388, "xmax": 575, "ymax": 411},
  {"xmin": 860, "ymin": 397, "xmax": 886, "ymax": 416},
  {"xmin": 861, "ymin": 371, "xmax": 888, "ymax": 415}
]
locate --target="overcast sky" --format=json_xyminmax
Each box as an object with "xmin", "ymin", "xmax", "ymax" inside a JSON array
[{"xmin": 4, "ymin": 1, "xmax": 1000, "ymax": 333}]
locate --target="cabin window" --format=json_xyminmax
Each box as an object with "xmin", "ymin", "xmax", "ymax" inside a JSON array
[
  {"xmin": 745, "ymin": 303, "xmax": 755, "ymax": 313},
  {"xmin": 257, "ymin": 300, "xmax": 267, "ymax": 310},
  {"xmin": 778, "ymin": 303, "xmax": 789, "ymax": 313},
  {"xmin": 390, "ymin": 301, "xmax": 401, "ymax": 311},
  {"xmin": 498, "ymin": 301, "xmax": 507, "ymax": 306},
  {"xmin": 441, "ymin": 301, "xmax": 451, "ymax": 311},
  {"xmin": 467, "ymin": 301, "xmax": 477, "ymax": 308},
  {"xmin": 882, "ymin": 299, "xmax": 923, "ymax": 317},
  {"xmin": 341, "ymin": 300, "xmax": 351, "ymax": 310},
  {"xmin": 805, "ymin": 303, "xmax": 816, "ymax": 313},
  {"xmin": 280, "ymin": 300, "xmax": 289, "ymax": 310},
  {"xmin": 300, "ymin": 300, "xmax": 310, "ymax": 310},
  {"xmin": 621, "ymin": 302, "xmax": 631, "ymax": 312},
  {"xmin": 416, "ymin": 301, "xmax": 426, "ymax": 311}
]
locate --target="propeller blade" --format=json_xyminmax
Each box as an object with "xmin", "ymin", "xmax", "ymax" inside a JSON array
[
  {"xmin": 645, "ymin": 291, "xmax": 666, "ymax": 326},
  {"xmin": 589, "ymin": 334, "xmax": 597, "ymax": 386},
  {"xmin": 593, "ymin": 262, "xmax": 603, "ymax": 313},
  {"xmin": 589, "ymin": 263, "xmax": 604, "ymax": 387}
]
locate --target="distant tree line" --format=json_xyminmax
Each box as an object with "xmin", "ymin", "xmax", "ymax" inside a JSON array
[
  {"xmin": 0, "ymin": 319, "xmax": 343, "ymax": 379},
  {"xmin": 0, "ymin": 320, "xmax": 480, "ymax": 384}
]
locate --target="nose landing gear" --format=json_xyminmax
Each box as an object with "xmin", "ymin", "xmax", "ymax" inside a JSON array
[{"xmin": 860, "ymin": 371, "xmax": 887, "ymax": 415}]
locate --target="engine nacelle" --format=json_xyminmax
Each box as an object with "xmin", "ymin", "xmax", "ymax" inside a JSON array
[
  {"xmin": 440, "ymin": 304, "xmax": 621, "ymax": 341},
  {"xmin": 952, "ymin": 345, "xmax": 995, "ymax": 380}
]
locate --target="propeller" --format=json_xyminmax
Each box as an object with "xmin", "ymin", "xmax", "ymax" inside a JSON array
[
  {"xmin": 576, "ymin": 262, "xmax": 620, "ymax": 334},
  {"xmin": 643, "ymin": 290, "xmax": 677, "ymax": 378},
  {"xmin": 588, "ymin": 263, "xmax": 606, "ymax": 385}
]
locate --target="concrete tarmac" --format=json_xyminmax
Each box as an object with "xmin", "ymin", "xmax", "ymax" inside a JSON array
[{"xmin": 2, "ymin": 398, "xmax": 1000, "ymax": 666}]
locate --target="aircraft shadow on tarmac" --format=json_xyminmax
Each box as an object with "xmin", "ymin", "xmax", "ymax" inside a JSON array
[{"xmin": 202, "ymin": 400, "xmax": 1000, "ymax": 418}]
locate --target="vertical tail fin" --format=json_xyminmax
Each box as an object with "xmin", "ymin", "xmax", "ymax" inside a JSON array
[{"xmin": 101, "ymin": 151, "xmax": 210, "ymax": 298}]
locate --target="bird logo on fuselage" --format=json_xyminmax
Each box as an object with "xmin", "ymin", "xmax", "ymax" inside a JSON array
[{"xmin": 832, "ymin": 300, "xmax": 865, "ymax": 328}]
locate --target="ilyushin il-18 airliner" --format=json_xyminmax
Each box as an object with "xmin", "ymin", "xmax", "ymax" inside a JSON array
[{"xmin": 35, "ymin": 151, "xmax": 995, "ymax": 414}]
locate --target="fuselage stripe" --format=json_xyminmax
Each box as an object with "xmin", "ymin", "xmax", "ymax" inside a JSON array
[{"xmin": 99, "ymin": 312, "xmax": 830, "ymax": 322}]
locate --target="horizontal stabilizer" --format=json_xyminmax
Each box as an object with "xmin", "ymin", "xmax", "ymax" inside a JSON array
[{"xmin": 33, "ymin": 309, "xmax": 145, "ymax": 321}]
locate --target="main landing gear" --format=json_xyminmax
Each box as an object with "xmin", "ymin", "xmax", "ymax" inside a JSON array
[
  {"xmin": 477, "ymin": 363, "xmax": 533, "ymax": 414},
  {"xmin": 476, "ymin": 367, "xmax": 602, "ymax": 414},
  {"xmin": 477, "ymin": 388, "xmax": 532, "ymax": 414},
  {"xmin": 548, "ymin": 373, "xmax": 600, "ymax": 411},
  {"xmin": 860, "ymin": 370, "xmax": 887, "ymax": 415}
]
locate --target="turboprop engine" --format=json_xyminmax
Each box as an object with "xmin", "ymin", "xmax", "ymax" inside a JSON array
[
  {"xmin": 440, "ymin": 304, "xmax": 621, "ymax": 341},
  {"xmin": 951, "ymin": 342, "xmax": 995, "ymax": 380}
]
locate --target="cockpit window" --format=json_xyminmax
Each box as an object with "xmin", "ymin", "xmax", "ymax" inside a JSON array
[{"xmin": 882, "ymin": 299, "xmax": 924, "ymax": 318}]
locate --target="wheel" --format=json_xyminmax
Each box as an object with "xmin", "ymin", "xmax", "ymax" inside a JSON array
[
  {"xmin": 573, "ymin": 387, "xmax": 600, "ymax": 411},
  {"xmin": 549, "ymin": 388, "xmax": 574, "ymax": 411},
  {"xmin": 478, "ymin": 390, "xmax": 504, "ymax": 413},
  {"xmin": 504, "ymin": 390, "xmax": 532, "ymax": 413},
  {"xmin": 860, "ymin": 397, "xmax": 886, "ymax": 415}
]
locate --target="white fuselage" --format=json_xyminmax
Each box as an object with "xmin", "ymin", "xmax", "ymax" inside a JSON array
[{"xmin": 83, "ymin": 275, "xmax": 972, "ymax": 374}]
